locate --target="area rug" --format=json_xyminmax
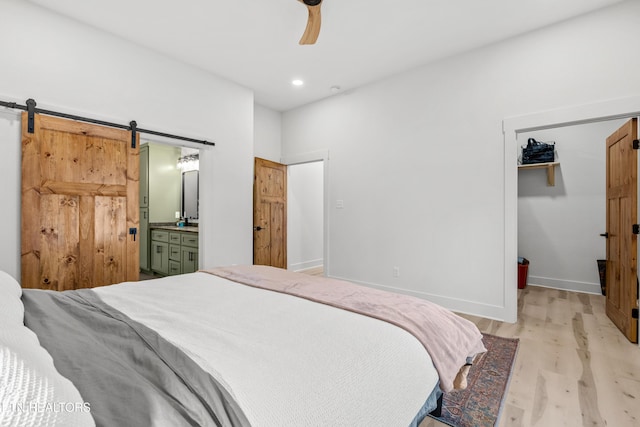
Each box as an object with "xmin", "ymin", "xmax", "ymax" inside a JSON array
[{"xmin": 428, "ymin": 333, "xmax": 519, "ymax": 427}]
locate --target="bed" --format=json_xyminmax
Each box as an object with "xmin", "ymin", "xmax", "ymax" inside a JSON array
[{"xmin": 1, "ymin": 265, "xmax": 486, "ymax": 427}]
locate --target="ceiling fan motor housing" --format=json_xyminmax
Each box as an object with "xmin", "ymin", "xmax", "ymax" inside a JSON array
[{"xmin": 303, "ymin": 0, "xmax": 322, "ymax": 6}]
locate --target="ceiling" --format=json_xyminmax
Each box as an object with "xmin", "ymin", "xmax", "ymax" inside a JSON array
[{"xmin": 28, "ymin": 0, "xmax": 624, "ymax": 112}]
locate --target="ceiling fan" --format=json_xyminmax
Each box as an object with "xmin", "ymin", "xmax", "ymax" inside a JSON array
[{"xmin": 298, "ymin": 0, "xmax": 323, "ymax": 45}]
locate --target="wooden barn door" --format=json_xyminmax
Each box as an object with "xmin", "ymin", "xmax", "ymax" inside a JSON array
[
  {"xmin": 21, "ymin": 113, "xmax": 139, "ymax": 290},
  {"xmin": 605, "ymin": 118, "xmax": 638, "ymax": 343},
  {"xmin": 253, "ymin": 158, "xmax": 287, "ymax": 268}
]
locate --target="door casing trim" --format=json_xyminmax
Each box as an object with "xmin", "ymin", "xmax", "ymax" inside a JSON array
[
  {"xmin": 281, "ymin": 150, "xmax": 329, "ymax": 276},
  {"xmin": 503, "ymin": 95, "xmax": 640, "ymax": 325}
]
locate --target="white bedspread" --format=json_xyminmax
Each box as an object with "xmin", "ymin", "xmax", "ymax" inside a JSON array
[{"xmin": 94, "ymin": 272, "xmax": 438, "ymax": 427}]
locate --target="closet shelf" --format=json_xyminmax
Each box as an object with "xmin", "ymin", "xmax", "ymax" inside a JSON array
[{"xmin": 518, "ymin": 162, "xmax": 560, "ymax": 186}]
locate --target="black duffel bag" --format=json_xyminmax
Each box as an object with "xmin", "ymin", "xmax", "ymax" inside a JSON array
[{"xmin": 522, "ymin": 138, "xmax": 555, "ymax": 164}]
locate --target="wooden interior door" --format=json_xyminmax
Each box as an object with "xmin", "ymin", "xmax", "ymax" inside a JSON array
[
  {"xmin": 605, "ymin": 118, "xmax": 638, "ymax": 343},
  {"xmin": 21, "ymin": 113, "xmax": 140, "ymax": 290},
  {"xmin": 253, "ymin": 158, "xmax": 287, "ymax": 268}
]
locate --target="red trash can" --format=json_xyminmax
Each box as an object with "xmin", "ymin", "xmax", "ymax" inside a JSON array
[{"xmin": 518, "ymin": 258, "xmax": 529, "ymax": 289}]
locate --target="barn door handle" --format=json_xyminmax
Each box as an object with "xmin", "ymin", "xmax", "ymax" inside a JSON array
[
  {"xmin": 253, "ymin": 226, "xmax": 263, "ymax": 231},
  {"xmin": 600, "ymin": 232, "xmax": 609, "ymax": 238}
]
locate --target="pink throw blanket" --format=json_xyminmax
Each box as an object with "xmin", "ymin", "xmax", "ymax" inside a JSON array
[{"xmin": 203, "ymin": 265, "xmax": 486, "ymax": 392}]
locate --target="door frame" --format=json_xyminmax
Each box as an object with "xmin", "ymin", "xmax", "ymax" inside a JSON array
[
  {"xmin": 281, "ymin": 150, "xmax": 330, "ymax": 276},
  {"xmin": 504, "ymin": 95, "xmax": 640, "ymax": 332},
  {"xmin": 140, "ymin": 136, "xmax": 206, "ymax": 271}
]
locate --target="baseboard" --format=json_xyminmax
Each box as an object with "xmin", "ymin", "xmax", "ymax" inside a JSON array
[
  {"xmin": 290, "ymin": 259, "xmax": 323, "ymax": 272},
  {"xmin": 327, "ymin": 275, "xmax": 511, "ymax": 322},
  {"xmin": 319, "ymin": 274, "xmax": 602, "ymax": 322},
  {"xmin": 527, "ymin": 275, "xmax": 602, "ymax": 295}
]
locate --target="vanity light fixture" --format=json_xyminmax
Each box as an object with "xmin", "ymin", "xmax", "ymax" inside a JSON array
[{"xmin": 177, "ymin": 154, "xmax": 199, "ymax": 171}]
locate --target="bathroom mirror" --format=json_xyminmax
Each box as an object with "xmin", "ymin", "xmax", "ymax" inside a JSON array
[{"xmin": 182, "ymin": 170, "xmax": 199, "ymax": 222}]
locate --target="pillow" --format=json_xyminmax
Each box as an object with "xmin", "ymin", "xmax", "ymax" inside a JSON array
[{"xmin": 0, "ymin": 271, "xmax": 95, "ymax": 427}]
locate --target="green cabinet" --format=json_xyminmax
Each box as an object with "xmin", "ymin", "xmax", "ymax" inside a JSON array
[
  {"xmin": 169, "ymin": 243, "xmax": 181, "ymax": 261},
  {"xmin": 150, "ymin": 229, "xmax": 169, "ymax": 275},
  {"xmin": 150, "ymin": 241, "xmax": 169, "ymax": 275},
  {"xmin": 180, "ymin": 232, "xmax": 198, "ymax": 274},
  {"xmin": 181, "ymin": 233, "xmax": 198, "ymax": 248},
  {"xmin": 181, "ymin": 246, "xmax": 199, "ymax": 274},
  {"xmin": 150, "ymin": 228, "xmax": 197, "ymax": 276},
  {"xmin": 168, "ymin": 232, "xmax": 181, "ymax": 276},
  {"xmin": 168, "ymin": 260, "xmax": 181, "ymax": 276}
]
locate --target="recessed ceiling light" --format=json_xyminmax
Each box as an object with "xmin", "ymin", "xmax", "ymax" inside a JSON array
[{"xmin": 292, "ymin": 79, "xmax": 304, "ymax": 86}]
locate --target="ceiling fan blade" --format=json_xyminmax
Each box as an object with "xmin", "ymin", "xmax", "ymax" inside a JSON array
[{"xmin": 299, "ymin": 1, "xmax": 322, "ymax": 45}]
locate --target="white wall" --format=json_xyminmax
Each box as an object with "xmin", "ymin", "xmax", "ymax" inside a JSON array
[
  {"xmin": 518, "ymin": 119, "xmax": 625, "ymax": 294},
  {"xmin": 288, "ymin": 161, "xmax": 324, "ymax": 271},
  {"xmin": 0, "ymin": 108, "xmax": 22, "ymax": 281},
  {"xmin": 282, "ymin": 0, "xmax": 640, "ymax": 321},
  {"xmin": 254, "ymin": 104, "xmax": 282, "ymax": 162},
  {"xmin": 0, "ymin": 0, "xmax": 254, "ymax": 280}
]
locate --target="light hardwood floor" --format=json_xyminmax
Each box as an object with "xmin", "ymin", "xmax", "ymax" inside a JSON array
[
  {"xmin": 297, "ymin": 266, "xmax": 324, "ymax": 276},
  {"xmin": 419, "ymin": 285, "xmax": 640, "ymax": 427}
]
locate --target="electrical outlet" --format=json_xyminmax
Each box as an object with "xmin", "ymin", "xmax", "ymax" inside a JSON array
[
  {"xmin": 175, "ymin": 211, "xmax": 180, "ymax": 219},
  {"xmin": 393, "ymin": 266, "xmax": 400, "ymax": 278}
]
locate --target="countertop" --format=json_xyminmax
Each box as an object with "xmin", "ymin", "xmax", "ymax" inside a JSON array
[{"xmin": 150, "ymin": 225, "xmax": 199, "ymax": 233}]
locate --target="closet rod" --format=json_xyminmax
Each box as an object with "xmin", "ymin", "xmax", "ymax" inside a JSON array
[{"xmin": 0, "ymin": 98, "xmax": 215, "ymax": 147}]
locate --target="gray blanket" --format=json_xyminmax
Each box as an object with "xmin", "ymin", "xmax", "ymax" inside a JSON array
[{"xmin": 22, "ymin": 288, "xmax": 250, "ymax": 427}]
